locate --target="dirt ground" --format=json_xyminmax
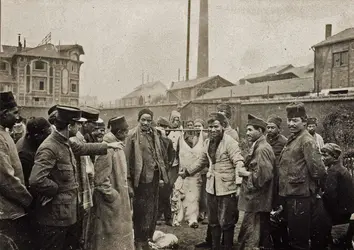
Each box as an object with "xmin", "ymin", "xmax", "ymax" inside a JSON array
[
  {"xmin": 156, "ymin": 213, "xmax": 243, "ymax": 250},
  {"xmin": 156, "ymin": 212, "xmax": 350, "ymax": 250}
]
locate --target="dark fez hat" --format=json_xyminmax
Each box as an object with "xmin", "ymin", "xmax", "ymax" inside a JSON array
[
  {"xmin": 307, "ymin": 117, "xmax": 318, "ymax": 125},
  {"xmin": 0, "ymin": 91, "xmax": 17, "ymax": 111},
  {"xmin": 110, "ymin": 116, "xmax": 129, "ymax": 131},
  {"xmin": 81, "ymin": 107, "xmax": 100, "ymax": 122},
  {"xmin": 138, "ymin": 108, "xmax": 154, "ymax": 120},
  {"xmin": 56, "ymin": 105, "xmax": 82, "ymax": 123},
  {"xmin": 247, "ymin": 114, "xmax": 267, "ymax": 130},
  {"xmin": 267, "ymin": 115, "xmax": 282, "ymax": 128},
  {"xmin": 207, "ymin": 112, "xmax": 227, "ymax": 125},
  {"xmin": 286, "ymin": 102, "xmax": 307, "ymax": 119}
]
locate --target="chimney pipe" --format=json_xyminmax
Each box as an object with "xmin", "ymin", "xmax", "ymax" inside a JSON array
[
  {"xmin": 24, "ymin": 38, "xmax": 26, "ymax": 49},
  {"xmin": 17, "ymin": 33, "xmax": 22, "ymax": 51},
  {"xmin": 325, "ymin": 24, "xmax": 332, "ymax": 39},
  {"xmin": 197, "ymin": 0, "xmax": 209, "ymax": 78},
  {"xmin": 178, "ymin": 68, "xmax": 181, "ymax": 81}
]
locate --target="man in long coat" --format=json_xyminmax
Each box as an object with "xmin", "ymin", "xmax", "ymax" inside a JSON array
[
  {"xmin": 91, "ymin": 116, "xmax": 134, "ymax": 250},
  {"xmin": 238, "ymin": 114, "xmax": 275, "ymax": 249},
  {"xmin": 278, "ymin": 102, "xmax": 325, "ymax": 250},
  {"xmin": 0, "ymin": 92, "xmax": 33, "ymax": 250},
  {"xmin": 125, "ymin": 108, "xmax": 169, "ymax": 250},
  {"xmin": 180, "ymin": 112, "xmax": 244, "ymax": 250}
]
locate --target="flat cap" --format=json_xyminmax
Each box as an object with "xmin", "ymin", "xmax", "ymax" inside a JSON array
[
  {"xmin": 81, "ymin": 107, "xmax": 100, "ymax": 122},
  {"xmin": 157, "ymin": 116, "xmax": 171, "ymax": 128},
  {"xmin": 247, "ymin": 114, "xmax": 267, "ymax": 130},
  {"xmin": 321, "ymin": 143, "xmax": 342, "ymax": 159},
  {"xmin": 56, "ymin": 105, "xmax": 82, "ymax": 123}
]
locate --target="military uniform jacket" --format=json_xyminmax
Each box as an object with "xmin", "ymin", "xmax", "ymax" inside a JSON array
[{"xmin": 29, "ymin": 130, "xmax": 107, "ymax": 227}]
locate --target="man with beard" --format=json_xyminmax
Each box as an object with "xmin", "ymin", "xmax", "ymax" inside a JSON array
[
  {"xmin": 91, "ymin": 116, "xmax": 134, "ymax": 250},
  {"xmin": 180, "ymin": 112, "xmax": 244, "ymax": 250},
  {"xmin": 278, "ymin": 102, "xmax": 325, "ymax": 250},
  {"xmin": 307, "ymin": 117, "xmax": 324, "ymax": 150},
  {"xmin": 0, "ymin": 91, "xmax": 33, "ymax": 249},
  {"xmin": 238, "ymin": 114, "xmax": 275, "ymax": 250},
  {"xmin": 125, "ymin": 109, "xmax": 169, "ymax": 250},
  {"xmin": 17, "ymin": 117, "xmax": 52, "ymax": 188},
  {"xmin": 29, "ymin": 106, "xmax": 119, "ymax": 250}
]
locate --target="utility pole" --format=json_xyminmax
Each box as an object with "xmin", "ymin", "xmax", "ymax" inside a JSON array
[{"xmin": 185, "ymin": 0, "xmax": 191, "ymax": 81}]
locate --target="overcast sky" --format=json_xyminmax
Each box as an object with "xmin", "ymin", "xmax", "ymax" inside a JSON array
[{"xmin": 3, "ymin": 0, "xmax": 354, "ymax": 102}]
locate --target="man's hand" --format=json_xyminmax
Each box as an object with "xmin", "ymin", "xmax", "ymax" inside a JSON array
[
  {"xmin": 179, "ymin": 168, "xmax": 189, "ymax": 179},
  {"xmin": 106, "ymin": 142, "xmax": 120, "ymax": 149},
  {"xmin": 238, "ymin": 167, "xmax": 251, "ymax": 177}
]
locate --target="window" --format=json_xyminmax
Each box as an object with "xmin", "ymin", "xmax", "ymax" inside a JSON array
[
  {"xmin": 49, "ymin": 78, "xmax": 53, "ymax": 94},
  {"xmin": 62, "ymin": 69, "xmax": 69, "ymax": 94},
  {"xmin": 0, "ymin": 62, "xmax": 7, "ymax": 71},
  {"xmin": 39, "ymin": 81, "xmax": 45, "ymax": 90},
  {"xmin": 71, "ymin": 83, "xmax": 77, "ymax": 92},
  {"xmin": 49, "ymin": 67, "xmax": 53, "ymax": 77},
  {"xmin": 34, "ymin": 61, "xmax": 46, "ymax": 70},
  {"xmin": 26, "ymin": 76, "xmax": 31, "ymax": 93},
  {"xmin": 333, "ymin": 51, "xmax": 349, "ymax": 67}
]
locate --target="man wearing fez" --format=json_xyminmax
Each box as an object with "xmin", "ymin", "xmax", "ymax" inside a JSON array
[
  {"xmin": 238, "ymin": 114, "xmax": 275, "ymax": 249},
  {"xmin": 17, "ymin": 117, "xmax": 52, "ymax": 188},
  {"xmin": 156, "ymin": 116, "xmax": 176, "ymax": 226},
  {"xmin": 307, "ymin": 117, "xmax": 324, "ymax": 150},
  {"xmin": 91, "ymin": 116, "xmax": 134, "ymax": 249},
  {"xmin": 91, "ymin": 118, "xmax": 106, "ymax": 143},
  {"xmin": 278, "ymin": 102, "xmax": 325, "ymax": 250},
  {"xmin": 216, "ymin": 103, "xmax": 239, "ymax": 142},
  {"xmin": 0, "ymin": 92, "xmax": 33, "ymax": 249},
  {"xmin": 125, "ymin": 108, "xmax": 169, "ymax": 249},
  {"xmin": 321, "ymin": 143, "xmax": 354, "ymax": 248},
  {"xmin": 180, "ymin": 112, "xmax": 244, "ymax": 250},
  {"xmin": 266, "ymin": 115, "xmax": 288, "ymax": 249},
  {"xmin": 29, "ymin": 106, "xmax": 119, "ymax": 250}
]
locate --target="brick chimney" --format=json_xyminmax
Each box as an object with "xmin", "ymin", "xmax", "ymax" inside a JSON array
[
  {"xmin": 197, "ymin": 0, "xmax": 209, "ymax": 78},
  {"xmin": 325, "ymin": 24, "xmax": 332, "ymax": 39},
  {"xmin": 17, "ymin": 34, "xmax": 22, "ymax": 52}
]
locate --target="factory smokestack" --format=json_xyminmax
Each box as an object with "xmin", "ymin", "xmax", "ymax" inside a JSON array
[{"xmin": 197, "ymin": 0, "xmax": 209, "ymax": 78}]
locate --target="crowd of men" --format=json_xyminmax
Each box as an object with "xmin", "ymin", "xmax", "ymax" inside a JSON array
[{"xmin": 1, "ymin": 90, "xmax": 354, "ymax": 250}]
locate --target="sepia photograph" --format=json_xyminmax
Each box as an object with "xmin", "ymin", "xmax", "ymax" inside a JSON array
[{"xmin": 1, "ymin": 0, "xmax": 354, "ymax": 249}]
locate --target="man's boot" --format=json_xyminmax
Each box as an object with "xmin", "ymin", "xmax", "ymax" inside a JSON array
[
  {"xmin": 221, "ymin": 229, "xmax": 234, "ymax": 250},
  {"xmin": 211, "ymin": 226, "xmax": 222, "ymax": 250},
  {"xmin": 195, "ymin": 225, "xmax": 212, "ymax": 248}
]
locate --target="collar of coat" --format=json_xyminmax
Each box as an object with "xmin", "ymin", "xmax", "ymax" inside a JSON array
[
  {"xmin": 249, "ymin": 135, "xmax": 266, "ymax": 156},
  {"xmin": 52, "ymin": 129, "xmax": 69, "ymax": 144},
  {"xmin": 287, "ymin": 129, "xmax": 308, "ymax": 145},
  {"xmin": 103, "ymin": 132, "xmax": 124, "ymax": 150}
]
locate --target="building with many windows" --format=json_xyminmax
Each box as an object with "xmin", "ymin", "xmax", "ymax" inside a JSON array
[{"xmin": 0, "ymin": 36, "xmax": 84, "ymax": 107}]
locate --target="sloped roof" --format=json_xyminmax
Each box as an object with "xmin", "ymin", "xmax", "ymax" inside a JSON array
[
  {"xmin": 16, "ymin": 44, "xmax": 65, "ymax": 59},
  {"xmin": 169, "ymin": 75, "xmax": 219, "ymax": 90},
  {"xmin": 313, "ymin": 28, "xmax": 354, "ymax": 48},
  {"xmin": 197, "ymin": 77, "xmax": 314, "ymax": 100},
  {"xmin": 122, "ymin": 81, "xmax": 167, "ymax": 99},
  {"xmin": 55, "ymin": 44, "xmax": 85, "ymax": 55},
  {"xmin": 243, "ymin": 64, "xmax": 294, "ymax": 81},
  {"xmin": 0, "ymin": 45, "xmax": 32, "ymax": 57},
  {"xmin": 282, "ymin": 63, "xmax": 314, "ymax": 78}
]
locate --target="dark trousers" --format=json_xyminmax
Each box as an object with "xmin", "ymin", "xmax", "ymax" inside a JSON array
[
  {"xmin": 207, "ymin": 193, "xmax": 238, "ymax": 248},
  {"xmin": 158, "ymin": 184, "xmax": 172, "ymax": 221},
  {"xmin": 238, "ymin": 212, "xmax": 273, "ymax": 249},
  {"xmin": 199, "ymin": 174, "xmax": 208, "ymax": 216},
  {"xmin": 284, "ymin": 197, "xmax": 311, "ymax": 250},
  {"xmin": 133, "ymin": 171, "xmax": 159, "ymax": 243},
  {"xmin": 36, "ymin": 223, "xmax": 80, "ymax": 250},
  {"xmin": 0, "ymin": 216, "xmax": 33, "ymax": 250}
]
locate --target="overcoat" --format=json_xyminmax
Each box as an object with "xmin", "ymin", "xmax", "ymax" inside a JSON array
[{"xmin": 90, "ymin": 132, "xmax": 134, "ymax": 250}]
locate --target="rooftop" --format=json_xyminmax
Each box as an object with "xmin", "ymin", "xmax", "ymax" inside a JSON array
[
  {"xmin": 197, "ymin": 77, "xmax": 314, "ymax": 100},
  {"xmin": 169, "ymin": 75, "xmax": 220, "ymax": 90},
  {"xmin": 313, "ymin": 28, "xmax": 354, "ymax": 48},
  {"xmin": 243, "ymin": 64, "xmax": 294, "ymax": 82},
  {"xmin": 122, "ymin": 81, "xmax": 167, "ymax": 99}
]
